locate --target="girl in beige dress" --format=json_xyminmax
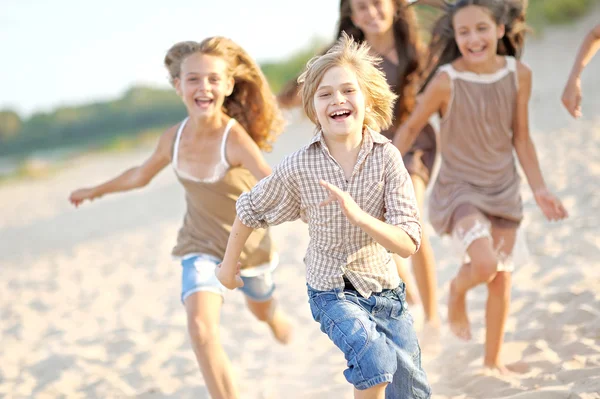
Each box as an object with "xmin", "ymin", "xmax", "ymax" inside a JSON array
[{"xmin": 394, "ymin": 0, "xmax": 568, "ymax": 373}]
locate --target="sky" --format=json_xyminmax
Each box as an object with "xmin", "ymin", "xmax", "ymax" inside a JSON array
[{"xmin": 0, "ymin": 0, "xmax": 339, "ymax": 117}]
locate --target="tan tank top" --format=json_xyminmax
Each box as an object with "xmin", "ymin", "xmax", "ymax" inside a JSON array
[
  {"xmin": 171, "ymin": 117, "xmax": 275, "ymax": 269},
  {"xmin": 428, "ymin": 57, "xmax": 523, "ymax": 235}
]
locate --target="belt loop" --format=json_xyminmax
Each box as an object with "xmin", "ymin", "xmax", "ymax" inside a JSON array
[{"xmin": 393, "ymin": 282, "xmax": 405, "ymax": 298}]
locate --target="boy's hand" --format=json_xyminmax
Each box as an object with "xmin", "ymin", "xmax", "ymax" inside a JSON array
[
  {"xmin": 215, "ymin": 261, "xmax": 244, "ymax": 290},
  {"xmin": 534, "ymin": 187, "xmax": 568, "ymax": 221},
  {"xmin": 319, "ymin": 180, "xmax": 366, "ymax": 226}
]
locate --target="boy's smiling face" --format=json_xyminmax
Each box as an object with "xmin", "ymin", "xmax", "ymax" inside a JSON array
[{"xmin": 313, "ymin": 64, "xmax": 366, "ymax": 139}]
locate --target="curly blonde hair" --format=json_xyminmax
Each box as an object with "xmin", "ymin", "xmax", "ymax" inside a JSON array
[
  {"xmin": 298, "ymin": 34, "xmax": 398, "ymax": 133},
  {"xmin": 164, "ymin": 37, "xmax": 284, "ymax": 151}
]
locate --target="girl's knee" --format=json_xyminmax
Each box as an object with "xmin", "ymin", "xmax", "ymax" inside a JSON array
[
  {"xmin": 471, "ymin": 256, "xmax": 497, "ymax": 283},
  {"xmin": 247, "ymin": 299, "xmax": 275, "ymax": 322},
  {"xmin": 187, "ymin": 317, "xmax": 220, "ymax": 347},
  {"xmin": 487, "ymin": 272, "xmax": 511, "ymax": 297}
]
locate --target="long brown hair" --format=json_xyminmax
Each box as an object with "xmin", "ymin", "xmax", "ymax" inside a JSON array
[
  {"xmin": 164, "ymin": 37, "xmax": 284, "ymax": 151},
  {"xmin": 279, "ymin": 0, "xmax": 423, "ymax": 126},
  {"xmin": 419, "ymin": 0, "xmax": 528, "ymax": 90},
  {"xmin": 337, "ymin": 0, "xmax": 423, "ymax": 125}
]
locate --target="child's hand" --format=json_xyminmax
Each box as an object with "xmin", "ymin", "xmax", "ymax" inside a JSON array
[
  {"xmin": 319, "ymin": 180, "xmax": 366, "ymax": 226},
  {"xmin": 561, "ymin": 77, "xmax": 582, "ymax": 118},
  {"xmin": 69, "ymin": 188, "xmax": 97, "ymax": 207},
  {"xmin": 215, "ymin": 261, "xmax": 244, "ymax": 290},
  {"xmin": 534, "ymin": 187, "xmax": 568, "ymax": 221}
]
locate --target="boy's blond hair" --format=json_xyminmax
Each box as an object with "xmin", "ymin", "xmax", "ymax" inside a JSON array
[{"xmin": 298, "ymin": 33, "xmax": 398, "ymax": 133}]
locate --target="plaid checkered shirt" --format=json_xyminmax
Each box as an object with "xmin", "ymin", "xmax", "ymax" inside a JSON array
[{"xmin": 236, "ymin": 128, "xmax": 422, "ymax": 298}]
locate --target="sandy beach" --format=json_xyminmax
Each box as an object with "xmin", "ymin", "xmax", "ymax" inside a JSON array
[{"xmin": 1, "ymin": 10, "xmax": 599, "ymax": 399}]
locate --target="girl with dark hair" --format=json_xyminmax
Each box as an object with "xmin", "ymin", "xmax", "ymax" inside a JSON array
[
  {"xmin": 394, "ymin": 0, "xmax": 568, "ymax": 373},
  {"xmin": 281, "ymin": 0, "xmax": 441, "ymax": 332}
]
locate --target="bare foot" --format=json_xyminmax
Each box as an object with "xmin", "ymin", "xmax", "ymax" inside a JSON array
[
  {"xmin": 425, "ymin": 315, "xmax": 441, "ymax": 330},
  {"xmin": 506, "ymin": 361, "xmax": 530, "ymax": 374},
  {"xmin": 484, "ymin": 361, "xmax": 530, "ymax": 375},
  {"xmin": 268, "ymin": 310, "xmax": 293, "ymax": 345},
  {"xmin": 448, "ymin": 279, "xmax": 471, "ymax": 340}
]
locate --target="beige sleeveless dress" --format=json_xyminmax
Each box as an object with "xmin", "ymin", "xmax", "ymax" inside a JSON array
[
  {"xmin": 171, "ymin": 118, "xmax": 275, "ymax": 272},
  {"xmin": 429, "ymin": 57, "xmax": 523, "ymax": 235}
]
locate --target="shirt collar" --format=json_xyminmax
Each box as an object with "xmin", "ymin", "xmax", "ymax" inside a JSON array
[{"xmin": 308, "ymin": 126, "xmax": 390, "ymax": 148}]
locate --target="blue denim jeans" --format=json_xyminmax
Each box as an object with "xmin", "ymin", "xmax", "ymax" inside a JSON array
[{"xmin": 307, "ymin": 283, "xmax": 431, "ymax": 398}]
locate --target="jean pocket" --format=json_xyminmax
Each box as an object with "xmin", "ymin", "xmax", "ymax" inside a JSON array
[
  {"xmin": 308, "ymin": 297, "xmax": 321, "ymax": 322},
  {"xmin": 320, "ymin": 309, "xmax": 370, "ymax": 363},
  {"xmin": 389, "ymin": 296, "xmax": 409, "ymax": 321}
]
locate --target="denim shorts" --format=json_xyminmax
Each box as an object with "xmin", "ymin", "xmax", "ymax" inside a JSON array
[
  {"xmin": 307, "ymin": 283, "xmax": 431, "ymax": 398},
  {"xmin": 180, "ymin": 253, "xmax": 276, "ymax": 303}
]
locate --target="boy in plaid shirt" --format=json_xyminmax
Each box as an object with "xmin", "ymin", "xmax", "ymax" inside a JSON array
[{"xmin": 217, "ymin": 35, "xmax": 431, "ymax": 399}]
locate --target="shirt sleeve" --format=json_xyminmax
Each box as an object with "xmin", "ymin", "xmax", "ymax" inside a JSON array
[
  {"xmin": 383, "ymin": 144, "xmax": 422, "ymax": 250},
  {"xmin": 236, "ymin": 155, "xmax": 301, "ymax": 229}
]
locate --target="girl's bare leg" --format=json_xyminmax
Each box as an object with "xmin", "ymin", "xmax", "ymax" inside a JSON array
[
  {"xmin": 484, "ymin": 226, "xmax": 517, "ymax": 372},
  {"xmin": 185, "ymin": 291, "xmax": 239, "ymax": 399},
  {"xmin": 245, "ymin": 296, "xmax": 293, "ymax": 344},
  {"xmin": 448, "ymin": 215, "xmax": 498, "ymax": 340},
  {"xmin": 410, "ymin": 175, "xmax": 440, "ymax": 326}
]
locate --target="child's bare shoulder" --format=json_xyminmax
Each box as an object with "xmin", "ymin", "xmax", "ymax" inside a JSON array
[
  {"xmin": 515, "ymin": 60, "xmax": 532, "ymax": 88},
  {"xmin": 226, "ymin": 121, "xmax": 251, "ymax": 146},
  {"xmin": 155, "ymin": 123, "xmax": 181, "ymax": 159}
]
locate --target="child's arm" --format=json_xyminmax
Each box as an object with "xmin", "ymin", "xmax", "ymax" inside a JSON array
[
  {"xmin": 216, "ymin": 217, "xmax": 253, "ymax": 289},
  {"xmin": 513, "ymin": 62, "xmax": 568, "ymax": 221},
  {"xmin": 216, "ymin": 158, "xmax": 301, "ymax": 289},
  {"xmin": 393, "ymin": 71, "xmax": 451, "ymax": 154},
  {"xmin": 319, "ymin": 152, "xmax": 421, "ymax": 258},
  {"xmin": 562, "ymin": 24, "xmax": 600, "ymax": 118},
  {"xmin": 68, "ymin": 126, "xmax": 175, "ymax": 207},
  {"xmin": 227, "ymin": 124, "xmax": 272, "ymax": 180}
]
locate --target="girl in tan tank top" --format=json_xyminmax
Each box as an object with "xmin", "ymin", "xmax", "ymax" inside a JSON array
[
  {"xmin": 394, "ymin": 1, "xmax": 568, "ymax": 374},
  {"xmin": 69, "ymin": 37, "xmax": 291, "ymax": 398}
]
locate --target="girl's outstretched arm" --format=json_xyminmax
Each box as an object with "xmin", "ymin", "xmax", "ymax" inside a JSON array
[
  {"xmin": 68, "ymin": 125, "xmax": 176, "ymax": 207},
  {"xmin": 392, "ymin": 71, "xmax": 450, "ymax": 154},
  {"xmin": 562, "ymin": 24, "xmax": 600, "ymax": 118},
  {"xmin": 513, "ymin": 62, "xmax": 568, "ymax": 221},
  {"xmin": 216, "ymin": 217, "xmax": 253, "ymax": 289}
]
